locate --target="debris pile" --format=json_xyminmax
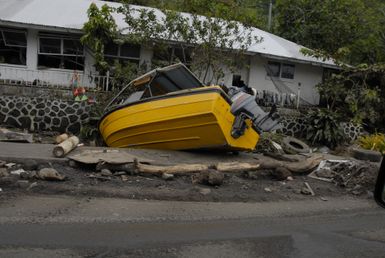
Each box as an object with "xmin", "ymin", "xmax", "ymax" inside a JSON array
[
  {"xmin": 309, "ymin": 159, "xmax": 379, "ymax": 195},
  {"xmin": 0, "ymin": 159, "xmax": 66, "ymax": 192}
]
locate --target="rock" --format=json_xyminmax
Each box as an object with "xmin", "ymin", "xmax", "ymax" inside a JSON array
[
  {"xmin": 320, "ymin": 197, "xmax": 328, "ymax": 201},
  {"xmin": 300, "ymin": 187, "xmax": 312, "ymax": 195},
  {"xmin": 318, "ymin": 146, "xmax": 330, "ymax": 154},
  {"xmin": 27, "ymin": 182, "xmax": 38, "ymax": 190},
  {"xmin": 37, "ymin": 168, "xmax": 65, "ymax": 181},
  {"xmin": 5, "ymin": 163, "xmax": 16, "ymax": 168},
  {"xmin": 286, "ymin": 176, "xmax": 294, "ymax": 181},
  {"xmin": 22, "ymin": 160, "xmax": 38, "ymax": 171},
  {"xmin": 0, "ymin": 168, "xmax": 9, "ymax": 177},
  {"xmin": 191, "ymin": 169, "xmax": 224, "ymax": 186},
  {"xmin": 68, "ymin": 160, "xmax": 79, "ymax": 168},
  {"xmin": 121, "ymin": 175, "xmax": 129, "ymax": 182},
  {"xmin": 113, "ymin": 171, "xmax": 127, "ymax": 176},
  {"xmin": 19, "ymin": 171, "xmax": 31, "ymax": 179},
  {"xmin": 16, "ymin": 180, "xmax": 30, "ymax": 189},
  {"xmin": 273, "ymin": 167, "xmax": 292, "ymax": 181},
  {"xmin": 352, "ymin": 190, "xmax": 362, "ymax": 195},
  {"xmin": 199, "ymin": 188, "xmax": 211, "ymax": 195},
  {"xmin": 0, "ymin": 160, "xmax": 6, "ymax": 167},
  {"xmin": 10, "ymin": 169, "xmax": 26, "ymax": 175},
  {"xmin": 208, "ymin": 170, "xmax": 224, "ymax": 186},
  {"xmin": 0, "ymin": 176, "xmax": 17, "ymax": 186},
  {"xmin": 264, "ymin": 187, "xmax": 272, "ymax": 193},
  {"xmin": 246, "ymin": 171, "xmax": 258, "ymax": 180},
  {"xmin": 162, "ymin": 173, "xmax": 174, "ymax": 180},
  {"xmin": 100, "ymin": 169, "xmax": 112, "ymax": 176}
]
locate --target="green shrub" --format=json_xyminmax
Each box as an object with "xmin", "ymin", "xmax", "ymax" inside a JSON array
[{"xmin": 305, "ymin": 108, "xmax": 345, "ymax": 149}]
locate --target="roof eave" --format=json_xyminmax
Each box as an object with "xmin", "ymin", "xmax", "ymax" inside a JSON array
[
  {"xmin": 259, "ymin": 53, "xmax": 340, "ymax": 69},
  {"xmin": 0, "ymin": 20, "xmax": 83, "ymax": 34}
]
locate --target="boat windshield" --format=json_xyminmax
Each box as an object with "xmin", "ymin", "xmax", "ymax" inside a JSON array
[{"xmin": 105, "ymin": 63, "xmax": 204, "ymax": 112}]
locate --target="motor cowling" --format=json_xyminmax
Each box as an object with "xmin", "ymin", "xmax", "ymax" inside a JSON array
[{"xmin": 229, "ymin": 90, "xmax": 281, "ymax": 137}]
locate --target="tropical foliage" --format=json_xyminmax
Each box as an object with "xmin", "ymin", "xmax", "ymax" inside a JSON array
[
  {"xmin": 305, "ymin": 108, "xmax": 345, "ymax": 149},
  {"xmin": 82, "ymin": 1, "xmax": 261, "ymax": 85},
  {"xmin": 81, "ymin": 3, "xmax": 118, "ymax": 73}
]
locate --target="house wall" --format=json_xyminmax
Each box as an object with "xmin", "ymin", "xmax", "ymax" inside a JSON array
[
  {"xmin": 0, "ymin": 26, "xmax": 323, "ymax": 105},
  {"xmin": 247, "ymin": 55, "xmax": 323, "ymax": 105}
]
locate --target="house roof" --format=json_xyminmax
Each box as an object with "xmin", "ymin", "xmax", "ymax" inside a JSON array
[{"xmin": 0, "ymin": 0, "xmax": 338, "ymax": 68}]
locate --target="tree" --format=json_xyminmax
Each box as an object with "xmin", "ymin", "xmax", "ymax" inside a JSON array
[
  {"xmin": 117, "ymin": 1, "xmax": 261, "ymax": 84},
  {"xmin": 81, "ymin": 3, "xmax": 119, "ymax": 73},
  {"xmin": 274, "ymin": 0, "xmax": 385, "ymax": 65}
]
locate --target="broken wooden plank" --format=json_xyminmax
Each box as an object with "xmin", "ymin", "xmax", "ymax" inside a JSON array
[
  {"xmin": 304, "ymin": 182, "xmax": 315, "ymax": 196},
  {"xmin": 0, "ymin": 128, "xmax": 33, "ymax": 143}
]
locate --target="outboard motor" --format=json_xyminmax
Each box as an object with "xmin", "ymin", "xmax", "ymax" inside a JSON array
[{"xmin": 228, "ymin": 87, "xmax": 281, "ymax": 138}]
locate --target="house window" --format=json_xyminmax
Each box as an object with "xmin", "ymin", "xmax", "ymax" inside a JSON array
[
  {"xmin": 152, "ymin": 46, "xmax": 192, "ymax": 67},
  {"xmin": 267, "ymin": 61, "xmax": 295, "ymax": 79},
  {"xmin": 104, "ymin": 42, "xmax": 140, "ymax": 65},
  {"xmin": 38, "ymin": 35, "xmax": 84, "ymax": 70},
  {"xmin": 266, "ymin": 61, "xmax": 281, "ymax": 77},
  {"xmin": 281, "ymin": 64, "xmax": 295, "ymax": 79},
  {"xmin": 0, "ymin": 28, "xmax": 27, "ymax": 65}
]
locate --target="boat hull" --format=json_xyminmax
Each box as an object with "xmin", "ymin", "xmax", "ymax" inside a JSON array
[{"xmin": 99, "ymin": 87, "xmax": 259, "ymax": 151}]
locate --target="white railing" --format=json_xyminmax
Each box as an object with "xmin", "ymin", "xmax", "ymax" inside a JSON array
[{"xmin": 0, "ymin": 65, "xmax": 115, "ymax": 91}]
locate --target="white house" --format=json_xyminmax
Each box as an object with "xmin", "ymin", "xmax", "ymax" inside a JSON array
[{"xmin": 0, "ymin": 0, "xmax": 338, "ymax": 105}]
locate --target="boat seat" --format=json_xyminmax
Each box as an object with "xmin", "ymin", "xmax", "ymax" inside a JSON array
[{"xmin": 122, "ymin": 91, "xmax": 145, "ymax": 105}]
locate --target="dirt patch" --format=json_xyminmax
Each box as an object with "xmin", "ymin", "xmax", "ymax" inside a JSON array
[{"xmin": 0, "ymin": 161, "xmax": 363, "ymax": 203}]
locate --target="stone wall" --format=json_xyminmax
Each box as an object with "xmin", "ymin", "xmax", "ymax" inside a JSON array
[
  {"xmin": 277, "ymin": 111, "xmax": 364, "ymax": 143},
  {"xmin": 0, "ymin": 95, "xmax": 91, "ymax": 134}
]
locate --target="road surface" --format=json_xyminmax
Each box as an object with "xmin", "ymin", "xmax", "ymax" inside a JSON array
[{"xmin": 0, "ymin": 195, "xmax": 385, "ymax": 257}]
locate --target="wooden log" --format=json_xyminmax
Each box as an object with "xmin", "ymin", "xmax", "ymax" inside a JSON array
[
  {"xmin": 134, "ymin": 161, "xmax": 261, "ymax": 175},
  {"xmin": 134, "ymin": 163, "xmax": 210, "ymax": 174},
  {"xmin": 53, "ymin": 136, "xmax": 79, "ymax": 158},
  {"xmin": 215, "ymin": 162, "xmax": 260, "ymax": 172},
  {"xmin": 98, "ymin": 156, "xmax": 322, "ymax": 175},
  {"xmin": 55, "ymin": 133, "xmax": 69, "ymax": 144},
  {"xmin": 284, "ymin": 155, "xmax": 323, "ymax": 173},
  {"xmin": 258, "ymin": 155, "xmax": 323, "ymax": 174}
]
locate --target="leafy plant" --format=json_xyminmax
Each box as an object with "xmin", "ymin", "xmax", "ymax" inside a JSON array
[
  {"xmin": 254, "ymin": 132, "xmax": 285, "ymax": 153},
  {"xmin": 81, "ymin": 3, "xmax": 118, "ymax": 73},
  {"xmin": 315, "ymin": 64, "xmax": 383, "ymax": 130},
  {"xmin": 305, "ymin": 108, "xmax": 345, "ymax": 149},
  {"xmin": 358, "ymin": 133, "xmax": 385, "ymax": 154}
]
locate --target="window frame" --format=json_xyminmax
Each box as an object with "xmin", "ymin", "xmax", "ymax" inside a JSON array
[
  {"xmin": 266, "ymin": 61, "xmax": 295, "ymax": 80},
  {"xmin": 37, "ymin": 34, "xmax": 85, "ymax": 70},
  {"xmin": 0, "ymin": 27, "xmax": 27, "ymax": 66},
  {"xmin": 0, "ymin": 29, "xmax": 27, "ymax": 48},
  {"xmin": 38, "ymin": 35, "xmax": 84, "ymax": 57},
  {"xmin": 104, "ymin": 42, "xmax": 141, "ymax": 62}
]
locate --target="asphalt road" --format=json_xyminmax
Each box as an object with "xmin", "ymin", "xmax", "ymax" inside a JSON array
[{"xmin": 0, "ymin": 195, "xmax": 385, "ymax": 257}]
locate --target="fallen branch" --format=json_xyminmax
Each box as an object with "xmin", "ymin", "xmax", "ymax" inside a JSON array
[
  {"xmin": 85, "ymin": 155, "xmax": 322, "ymax": 176},
  {"xmin": 258, "ymin": 155, "xmax": 323, "ymax": 173},
  {"xmin": 216, "ymin": 162, "xmax": 260, "ymax": 172},
  {"xmin": 134, "ymin": 162, "xmax": 210, "ymax": 174}
]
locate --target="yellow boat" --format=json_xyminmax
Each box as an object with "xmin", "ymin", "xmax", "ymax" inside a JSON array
[{"xmin": 99, "ymin": 64, "xmax": 280, "ymax": 151}]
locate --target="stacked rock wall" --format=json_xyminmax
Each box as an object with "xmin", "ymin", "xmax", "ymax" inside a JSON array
[{"xmin": 0, "ymin": 95, "xmax": 91, "ymax": 134}]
